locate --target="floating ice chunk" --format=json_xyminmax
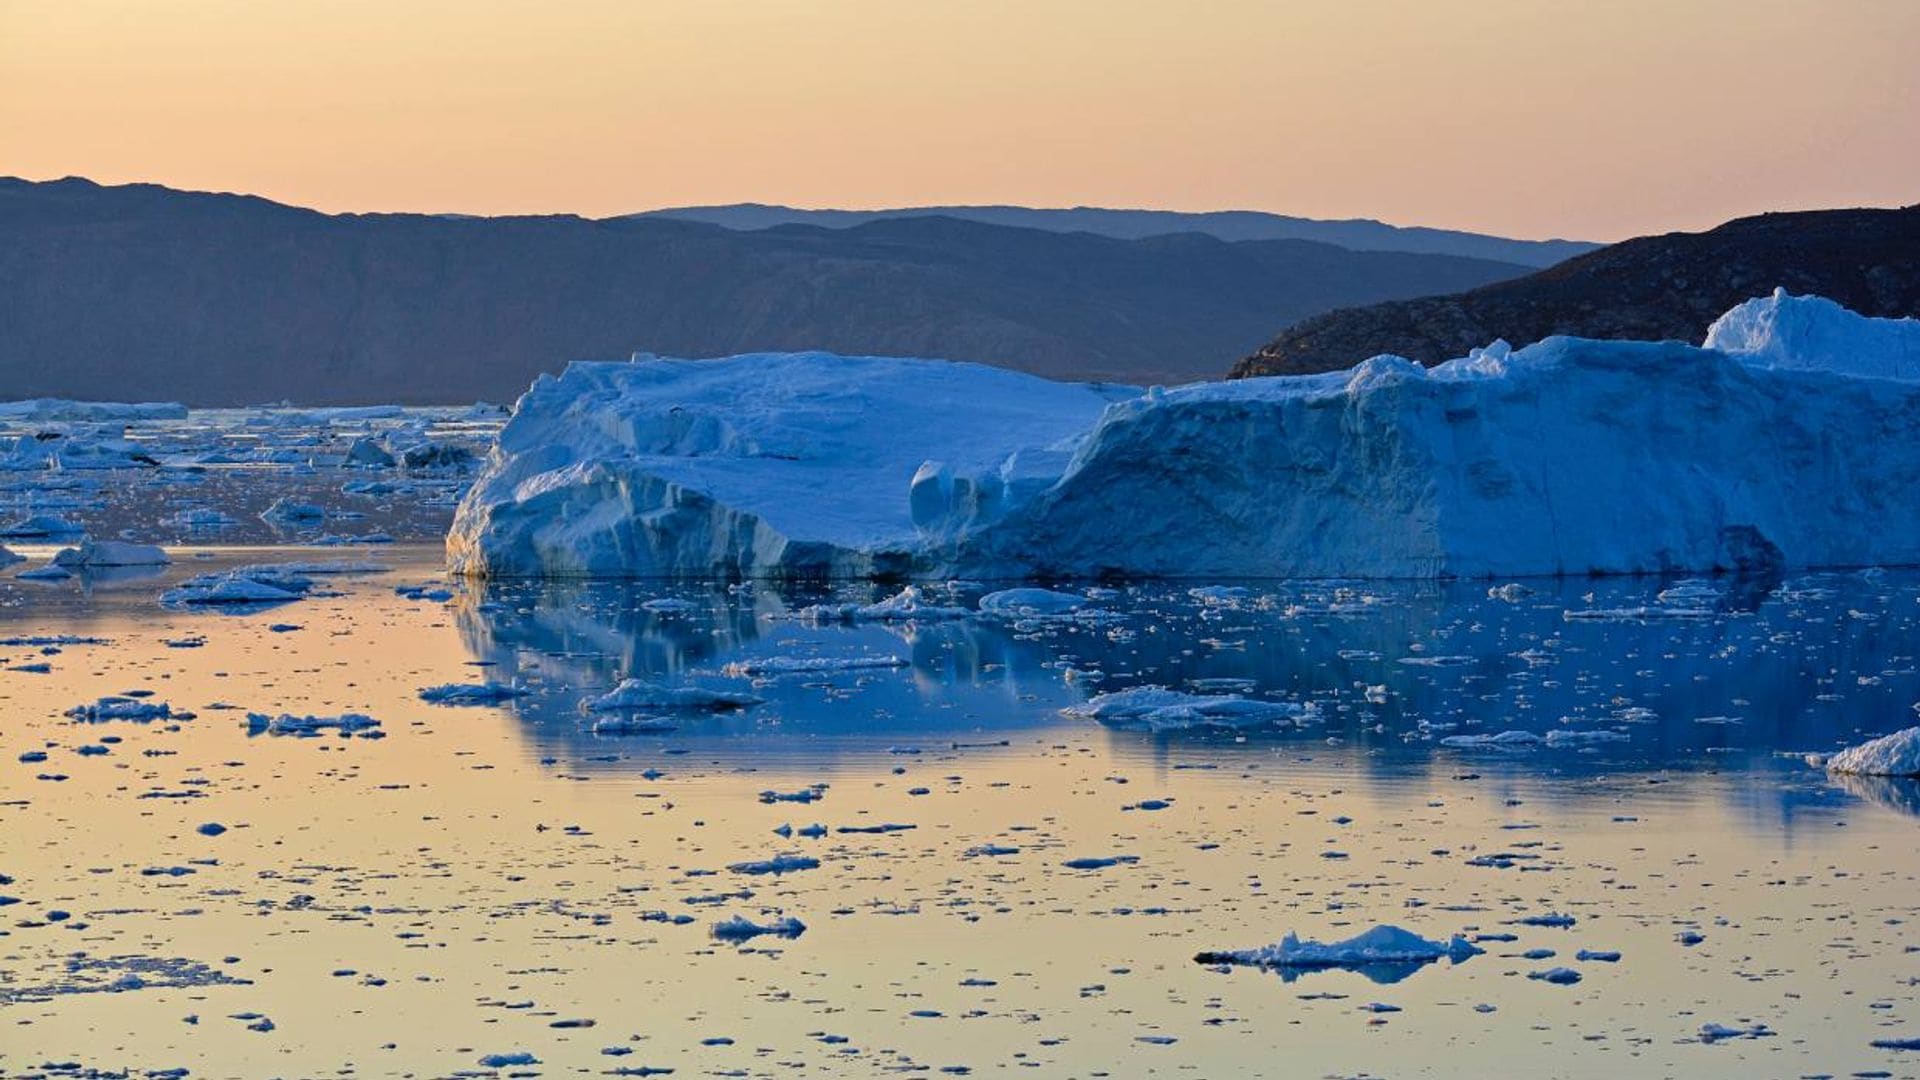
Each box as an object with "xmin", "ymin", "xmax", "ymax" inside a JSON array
[
  {"xmin": 16, "ymin": 563, "xmax": 72, "ymax": 582},
  {"xmin": 797, "ymin": 586, "xmax": 970, "ymax": 623},
  {"xmin": 1542, "ymin": 729, "xmax": 1630, "ymax": 747},
  {"xmin": 721, "ymin": 655, "xmax": 908, "ymax": 678},
  {"xmin": 67, "ymin": 697, "xmax": 175, "ymax": 723},
  {"xmin": 1186, "ymin": 585, "xmax": 1250, "ymax": 605},
  {"xmin": 727, "ymin": 854, "xmax": 820, "ymax": 876},
  {"xmin": 1440, "ymin": 730, "xmax": 1544, "ymax": 749},
  {"xmin": 1514, "ymin": 912, "xmax": 1576, "ymax": 927},
  {"xmin": 0, "ymin": 514, "xmax": 83, "ymax": 539},
  {"xmin": 1562, "ymin": 605, "xmax": 1714, "ymax": 622},
  {"xmin": 245, "ymin": 712, "xmax": 382, "ymax": 737},
  {"xmin": 977, "ymin": 588, "xmax": 1086, "ymax": 616},
  {"xmin": 477, "ymin": 1051, "xmax": 540, "ymax": 1068},
  {"xmin": 1699, "ymin": 1021, "xmax": 1774, "ymax": 1041},
  {"xmin": 589, "ymin": 715, "xmax": 678, "ymax": 735},
  {"xmin": 161, "ymin": 572, "xmax": 307, "ymax": 608},
  {"xmin": 1528, "ymin": 967, "xmax": 1582, "ymax": 985},
  {"xmin": 582, "ymin": 679, "xmax": 761, "ymax": 712},
  {"xmin": 1195, "ymin": 925, "xmax": 1483, "ymax": 976},
  {"xmin": 0, "ymin": 544, "xmax": 22, "ymax": 568},
  {"xmin": 710, "ymin": 915, "xmax": 806, "ymax": 942},
  {"xmin": 342, "ymin": 437, "xmax": 395, "ymax": 468},
  {"xmin": 1488, "ymin": 583, "xmax": 1533, "ymax": 602},
  {"xmin": 418, "ymin": 682, "xmax": 528, "ymax": 706},
  {"xmin": 1825, "ymin": 726, "xmax": 1920, "ymax": 777},
  {"xmin": 1061, "ymin": 687, "xmax": 1312, "ymax": 732},
  {"xmin": 259, "ymin": 498, "xmax": 325, "ymax": 525},
  {"xmin": 1062, "ymin": 855, "xmax": 1139, "ymax": 870},
  {"xmin": 163, "ymin": 507, "xmax": 239, "ymax": 529},
  {"xmin": 52, "ymin": 539, "xmax": 171, "ymax": 568}
]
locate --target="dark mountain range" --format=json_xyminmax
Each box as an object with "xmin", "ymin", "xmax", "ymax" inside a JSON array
[
  {"xmin": 1232, "ymin": 205, "xmax": 1920, "ymax": 379},
  {"xmin": 637, "ymin": 203, "xmax": 1596, "ymax": 268},
  {"xmin": 0, "ymin": 177, "xmax": 1532, "ymax": 405}
]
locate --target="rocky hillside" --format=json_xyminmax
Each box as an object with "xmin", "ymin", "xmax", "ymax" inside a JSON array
[
  {"xmin": 1231, "ymin": 206, "xmax": 1920, "ymax": 378},
  {"xmin": 0, "ymin": 177, "xmax": 1534, "ymax": 405}
]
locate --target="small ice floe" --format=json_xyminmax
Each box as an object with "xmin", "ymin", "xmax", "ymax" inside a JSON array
[
  {"xmin": 52, "ymin": 539, "xmax": 171, "ymax": 569},
  {"xmin": 640, "ymin": 597, "xmax": 696, "ymax": 613},
  {"xmin": 1060, "ymin": 687, "xmax": 1313, "ymax": 732},
  {"xmin": 0, "ymin": 514, "xmax": 83, "ymax": 539},
  {"xmin": 1528, "ymin": 967, "xmax": 1582, "ymax": 985},
  {"xmin": 1869, "ymin": 1036, "xmax": 1920, "ymax": 1050},
  {"xmin": 582, "ymin": 679, "xmax": 762, "ymax": 712},
  {"xmin": 720, "ymin": 655, "xmax": 907, "ymax": 678},
  {"xmin": 710, "ymin": 915, "xmax": 806, "ymax": 942},
  {"xmin": 1824, "ymin": 726, "xmax": 1920, "ymax": 776},
  {"xmin": 1699, "ymin": 1022, "xmax": 1774, "ymax": 1042},
  {"xmin": 66, "ymin": 697, "xmax": 177, "ymax": 723},
  {"xmin": 1513, "ymin": 912, "xmax": 1576, "ymax": 928},
  {"xmin": 477, "ymin": 1051, "xmax": 540, "ymax": 1068},
  {"xmin": 727, "ymin": 854, "xmax": 820, "ymax": 876},
  {"xmin": 1396, "ymin": 655, "xmax": 1473, "ymax": 667},
  {"xmin": 796, "ymin": 586, "xmax": 969, "ymax": 623},
  {"xmin": 0, "ymin": 543, "xmax": 23, "ymax": 568},
  {"xmin": 163, "ymin": 507, "xmax": 240, "ymax": 529},
  {"xmin": 1575, "ymin": 949, "xmax": 1621, "ymax": 962},
  {"xmin": 1195, "ymin": 925, "xmax": 1483, "ymax": 985},
  {"xmin": 758, "ymin": 786, "xmax": 827, "ymax": 804},
  {"xmin": 244, "ymin": 712, "xmax": 382, "ymax": 737},
  {"xmin": 589, "ymin": 715, "xmax": 678, "ymax": 735},
  {"xmin": 259, "ymin": 498, "xmax": 326, "ymax": 525},
  {"xmin": 1488, "ymin": 583, "xmax": 1534, "ymax": 602},
  {"xmin": 1439, "ymin": 730, "xmax": 1543, "ymax": 750},
  {"xmin": 1061, "ymin": 855, "xmax": 1139, "ymax": 870},
  {"xmin": 161, "ymin": 574, "xmax": 303, "ymax": 607},
  {"xmin": 418, "ymin": 682, "xmax": 528, "ymax": 706},
  {"xmin": 16, "ymin": 564, "xmax": 73, "ymax": 582},
  {"xmin": 1187, "ymin": 585, "xmax": 1250, "ymax": 605},
  {"xmin": 1561, "ymin": 605, "xmax": 1713, "ymax": 622},
  {"xmin": 161, "ymin": 564, "xmax": 349, "ymax": 608},
  {"xmin": 977, "ymin": 588, "xmax": 1087, "ymax": 617},
  {"xmin": 342, "ymin": 436, "xmax": 395, "ymax": 468}
]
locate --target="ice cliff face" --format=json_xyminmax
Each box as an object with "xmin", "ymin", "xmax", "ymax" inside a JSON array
[
  {"xmin": 445, "ymin": 352, "xmax": 1135, "ymax": 579},
  {"xmin": 450, "ymin": 294, "xmax": 1920, "ymax": 581}
]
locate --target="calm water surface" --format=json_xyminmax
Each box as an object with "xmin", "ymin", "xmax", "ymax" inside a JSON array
[{"xmin": 2, "ymin": 546, "xmax": 1917, "ymax": 1078}]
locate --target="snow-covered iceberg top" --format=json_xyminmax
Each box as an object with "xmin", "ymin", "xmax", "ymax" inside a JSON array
[
  {"xmin": 1706, "ymin": 288, "xmax": 1920, "ymax": 382},
  {"xmin": 451, "ymin": 295, "xmax": 1920, "ymax": 581}
]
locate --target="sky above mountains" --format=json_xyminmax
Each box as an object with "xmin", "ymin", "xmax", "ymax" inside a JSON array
[{"xmin": 2, "ymin": 0, "xmax": 1915, "ymax": 241}]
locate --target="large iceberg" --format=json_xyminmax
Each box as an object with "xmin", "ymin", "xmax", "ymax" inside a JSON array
[
  {"xmin": 448, "ymin": 352, "xmax": 1137, "ymax": 579},
  {"xmin": 450, "ymin": 294, "xmax": 1920, "ymax": 581}
]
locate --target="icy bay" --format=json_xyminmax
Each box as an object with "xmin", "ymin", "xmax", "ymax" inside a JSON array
[{"xmin": 3, "ymin": 545, "xmax": 1920, "ymax": 1077}]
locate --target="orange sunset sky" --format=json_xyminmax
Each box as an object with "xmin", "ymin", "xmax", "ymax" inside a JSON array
[{"xmin": 2, "ymin": 0, "xmax": 1915, "ymax": 241}]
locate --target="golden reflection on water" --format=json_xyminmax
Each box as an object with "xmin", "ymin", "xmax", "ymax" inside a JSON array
[{"xmin": 1, "ymin": 548, "xmax": 1916, "ymax": 1078}]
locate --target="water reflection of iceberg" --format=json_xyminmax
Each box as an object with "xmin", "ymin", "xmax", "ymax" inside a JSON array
[
  {"xmin": 450, "ymin": 570, "xmax": 1920, "ymax": 821},
  {"xmin": 453, "ymin": 580, "xmax": 1083, "ymax": 759},
  {"xmin": 1828, "ymin": 772, "xmax": 1920, "ymax": 819}
]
